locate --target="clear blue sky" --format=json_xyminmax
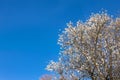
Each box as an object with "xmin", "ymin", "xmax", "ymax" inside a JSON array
[{"xmin": 0, "ymin": 0, "xmax": 120, "ymax": 80}]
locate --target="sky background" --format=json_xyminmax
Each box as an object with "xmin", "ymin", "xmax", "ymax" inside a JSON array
[{"xmin": 0, "ymin": 0, "xmax": 120, "ymax": 80}]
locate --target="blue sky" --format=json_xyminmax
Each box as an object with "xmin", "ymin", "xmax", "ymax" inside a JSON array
[{"xmin": 0, "ymin": 0, "xmax": 120, "ymax": 80}]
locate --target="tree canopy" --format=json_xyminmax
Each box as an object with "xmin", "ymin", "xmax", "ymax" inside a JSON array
[{"xmin": 46, "ymin": 12, "xmax": 120, "ymax": 80}]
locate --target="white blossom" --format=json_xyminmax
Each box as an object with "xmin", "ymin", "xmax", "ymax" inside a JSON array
[{"xmin": 46, "ymin": 12, "xmax": 120, "ymax": 80}]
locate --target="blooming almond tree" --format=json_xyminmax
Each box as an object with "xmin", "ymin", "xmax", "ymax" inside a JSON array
[{"xmin": 46, "ymin": 12, "xmax": 120, "ymax": 80}]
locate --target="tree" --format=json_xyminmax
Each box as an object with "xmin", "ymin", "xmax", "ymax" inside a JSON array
[{"xmin": 46, "ymin": 12, "xmax": 120, "ymax": 80}]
